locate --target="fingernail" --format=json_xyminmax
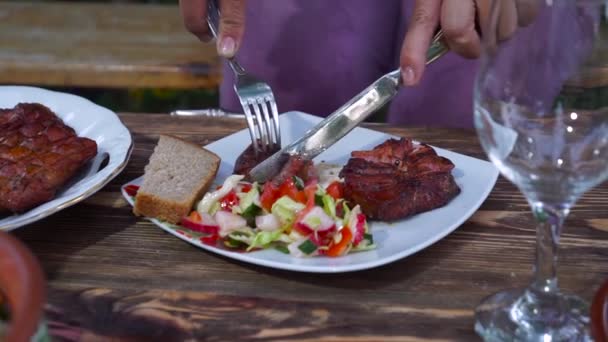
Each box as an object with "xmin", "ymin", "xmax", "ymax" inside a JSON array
[
  {"xmin": 218, "ymin": 36, "xmax": 236, "ymax": 57},
  {"xmin": 402, "ymin": 66, "xmax": 415, "ymax": 85}
]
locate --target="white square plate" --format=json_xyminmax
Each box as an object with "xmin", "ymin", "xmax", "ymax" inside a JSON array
[
  {"xmin": 1, "ymin": 86, "xmax": 132, "ymax": 231},
  {"xmin": 123, "ymin": 111, "xmax": 498, "ymax": 273}
]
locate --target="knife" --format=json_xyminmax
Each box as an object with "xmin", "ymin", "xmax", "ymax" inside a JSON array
[{"xmin": 248, "ymin": 31, "xmax": 449, "ymax": 183}]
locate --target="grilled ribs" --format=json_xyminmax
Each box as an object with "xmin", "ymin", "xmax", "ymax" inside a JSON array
[
  {"xmin": 339, "ymin": 138, "xmax": 460, "ymax": 221},
  {"xmin": 0, "ymin": 103, "xmax": 98, "ymax": 213}
]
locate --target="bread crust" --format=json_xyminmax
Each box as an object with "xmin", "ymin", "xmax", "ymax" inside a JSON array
[
  {"xmin": 133, "ymin": 192, "xmax": 190, "ymax": 224},
  {"xmin": 133, "ymin": 135, "xmax": 220, "ymax": 224}
]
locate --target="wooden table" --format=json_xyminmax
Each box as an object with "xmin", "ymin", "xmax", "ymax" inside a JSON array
[
  {"xmin": 13, "ymin": 113, "xmax": 608, "ymax": 341},
  {"xmin": 0, "ymin": 2, "xmax": 220, "ymax": 89}
]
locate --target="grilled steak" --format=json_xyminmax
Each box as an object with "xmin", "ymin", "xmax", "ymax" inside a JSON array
[
  {"xmin": 0, "ymin": 103, "xmax": 98, "ymax": 213},
  {"xmin": 339, "ymin": 138, "xmax": 460, "ymax": 221}
]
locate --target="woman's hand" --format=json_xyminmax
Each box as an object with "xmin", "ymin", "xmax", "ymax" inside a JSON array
[
  {"xmin": 400, "ymin": 0, "xmax": 540, "ymax": 86},
  {"xmin": 179, "ymin": 0, "xmax": 247, "ymax": 58}
]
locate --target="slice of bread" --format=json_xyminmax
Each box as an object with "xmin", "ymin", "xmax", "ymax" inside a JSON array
[{"xmin": 133, "ymin": 134, "xmax": 220, "ymax": 224}]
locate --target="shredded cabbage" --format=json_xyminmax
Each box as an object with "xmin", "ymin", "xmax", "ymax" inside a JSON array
[
  {"xmin": 271, "ymin": 196, "xmax": 305, "ymax": 228},
  {"xmin": 197, "ymin": 175, "xmax": 244, "ymax": 214},
  {"xmin": 246, "ymin": 229, "xmax": 286, "ymax": 251}
]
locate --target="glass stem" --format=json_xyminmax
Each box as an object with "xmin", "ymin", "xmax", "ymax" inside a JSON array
[{"xmin": 530, "ymin": 202, "xmax": 569, "ymax": 294}]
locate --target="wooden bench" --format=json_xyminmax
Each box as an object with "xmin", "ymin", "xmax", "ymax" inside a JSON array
[{"xmin": 0, "ymin": 1, "xmax": 221, "ymax": 89}]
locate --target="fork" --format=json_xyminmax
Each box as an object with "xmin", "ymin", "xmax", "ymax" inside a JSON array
[{"xmin": 207, "ymin": 0, "xmax": 281, "ymax": 155}]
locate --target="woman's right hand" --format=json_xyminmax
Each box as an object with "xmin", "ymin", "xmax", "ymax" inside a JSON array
[
  {"xmin": 400, "ymin": 0, "xmax": 540, "ymax": 86},
  {"xmin": 179, "ymin": 0, "xmax": 247, "ymax": 58}
]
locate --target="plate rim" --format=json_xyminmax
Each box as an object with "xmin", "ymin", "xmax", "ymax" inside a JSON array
[
  {"xmin": 123, "ymin": 111, "xmax": 499, "ymax": 273},
  {"xmin": 0, "ymin": 85, "xmax": 133, "ymax": 231}
]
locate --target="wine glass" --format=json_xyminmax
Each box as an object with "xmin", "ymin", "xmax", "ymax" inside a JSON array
[{"xmin": 473, "ymin": 0, "xmax": 608, "ymax": 340}]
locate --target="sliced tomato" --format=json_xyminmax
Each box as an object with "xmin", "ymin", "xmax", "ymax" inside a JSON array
[
  {"xmin": 260, "ymin": 182, "xmax": 280, "ymax": 211},
  {"xmin": 124, "ymin": 184, "xmax": 140, "ymax": 197},
  {"xmin": 240, "ymin": 183, "xmax": 253, "ymax": 193},
  {"xmin": 278, "ymin": 179, "xmax": 306, "ymax": 204},
  {"xmin": 325, "ymin": 181, "xmax": 343, "ymax": 200},
  {"xmin": 326, "ymin": 227, "xmax": 353, "ymax": 257},
  {"xmin": 219, "ymin": 190, "xmax": 239, "ymax": 211}
]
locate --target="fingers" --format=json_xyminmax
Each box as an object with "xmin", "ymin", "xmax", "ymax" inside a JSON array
[
  {"xmin": 217, "ymin": 0, "xmax": 247, "ymax": 58},
  {"xmin": 400, "ymin": 0, "xmax": 441, "ymax": 86},
  {"xmin": 497, "ymin": 0, "xmax": 518, "ymax": 41},
  {"xmin": 180, "ymin": 0, "xmax": 211, "ymax": 42},
  {"xmin": 474, "ymin": 0, "xmax": 521, "ymax": 50},
  {"xmin": 474, "ymin": 0, "xmax": 492, "ymax": 38},
  {"xmin": 441, "ymin": 0, "xmax": 480, "ymax": 59},
  {"xmin": 514, "ymin": 0, "xmax": 540, "ymax": 27}
]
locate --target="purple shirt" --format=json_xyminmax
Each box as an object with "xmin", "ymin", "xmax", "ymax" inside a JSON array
[{"xmin": 220, "ymin": 0, "xmax": 479, "ymax": 128}]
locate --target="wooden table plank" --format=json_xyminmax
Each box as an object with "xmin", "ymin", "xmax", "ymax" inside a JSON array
[
  {"xmin": 0, "ymin": 2, "xmax": 220, "ymax": 89},
  {"xmin": 13, "ymin": 114, "xmax": 608, "ymax": 341}
]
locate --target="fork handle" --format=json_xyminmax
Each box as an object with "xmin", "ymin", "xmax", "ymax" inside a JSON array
[{"xmin": 207, "ymin": 0, "xmax": 246, "ymax": 76}]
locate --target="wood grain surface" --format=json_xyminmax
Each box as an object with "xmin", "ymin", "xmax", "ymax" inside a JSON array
[
  {"xmin": 0, "ymin": 2, "xmax": 220, "ymax": 89},
  {"xmin": 13, "ymin": 113, "xmax": 608, "ymax": 341}
]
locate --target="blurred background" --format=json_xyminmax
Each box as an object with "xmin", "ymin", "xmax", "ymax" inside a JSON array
[{"xmin": 0, "ymin": 0, "xmax": 219, "ymax": 113}]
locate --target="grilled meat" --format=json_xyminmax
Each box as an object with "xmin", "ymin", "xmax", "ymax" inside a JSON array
[
  {"xmin": 0, "ymin": 103, "xmax": 98, "ymax": 213},
  {"xmin": 339, "ymin": 138, "xmax": 460, "ymax": 221},
  {"xmin": 269, "ymin": 155, "xmax": 315, "ymax": 186},
  {"xmin": 234, "ymin": 143, "xmax": 316, "ymax": 184},
  {"xmin": 233, "ymin": 142, "xmax": 278, "ymax": 176}
]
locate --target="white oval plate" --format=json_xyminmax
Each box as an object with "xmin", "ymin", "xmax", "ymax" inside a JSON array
[
  {"xmin": 0, "ymin": 86, "xmax": 133, "ymax": 231},
  {"xmin": 123, "ymin": 111, "xmax": 498, "ymax": 273}
]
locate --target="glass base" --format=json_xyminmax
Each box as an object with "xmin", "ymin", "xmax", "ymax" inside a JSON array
[{"xmin": 474, "ymin": 288, "xmax": 591, "ymax": 341}]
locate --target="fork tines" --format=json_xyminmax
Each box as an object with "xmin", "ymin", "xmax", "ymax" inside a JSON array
[{"xmin": 241, "ymin": 96, "xmax": 280, "ymax": 155}]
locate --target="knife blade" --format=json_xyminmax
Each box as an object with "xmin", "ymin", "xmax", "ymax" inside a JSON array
[{"xmin": 248, "ymin": 31, "xmax": 449, "ymax": 183}]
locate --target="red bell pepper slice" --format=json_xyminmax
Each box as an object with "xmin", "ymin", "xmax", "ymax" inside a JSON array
[
  {"xmin": 326, "ymin": 227, "xmax": 353, "ymax": 257},
  {"xmin": 124, "ymin": 184, "xmax": 140, "ymax": 197},
  {"xmin": 200, "ymin": 234, "xmax": 219, "ymax": 246},
  {"xmin": 188, "ymin": 210, "xmax": 202, "ymax": 222}
]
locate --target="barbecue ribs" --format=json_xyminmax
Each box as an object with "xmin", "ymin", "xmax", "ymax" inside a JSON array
[{"xmin": 0, "ymin": 103, "xmax": 98, "ymax": 213}]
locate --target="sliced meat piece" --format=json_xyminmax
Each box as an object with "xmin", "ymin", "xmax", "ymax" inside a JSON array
[
  {"xmin": 234, "ymin": 142, "xmax": 316, "ymax": 185},
  {"xmin": 233, "ymin": 142, "xmax": 278, "ymax": 176},
  {"xmin": 270, "ymin": 155, "xmax": 314, "ymax": 186}
]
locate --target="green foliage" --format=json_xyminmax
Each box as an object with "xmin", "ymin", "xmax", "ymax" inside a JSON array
[
  {"xmin": 555, "ymin": 86, "xmax": 608, "ymax": 111},
  {"xmin": 48, "ymin": 87, "xmax": 219, "ymax": 114}
]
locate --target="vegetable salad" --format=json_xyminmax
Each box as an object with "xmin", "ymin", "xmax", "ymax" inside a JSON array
[{"xmin": 181, "ymin": 174, "xmax": 375, "ymax": 257}]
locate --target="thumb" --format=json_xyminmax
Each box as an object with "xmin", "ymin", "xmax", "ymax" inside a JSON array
[
  {"xmin": 217, "ymin": 0, "xmax": 247, "ymax": 58},
  {"xmin": 400, "ymin": 0, "xmax": 441, "ymax": 86}
]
